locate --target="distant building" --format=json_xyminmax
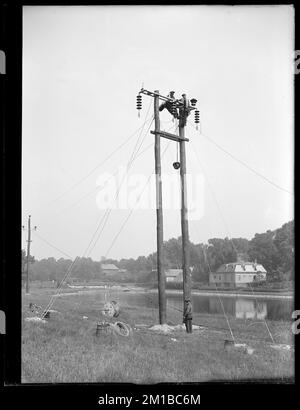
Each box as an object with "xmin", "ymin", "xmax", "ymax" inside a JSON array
[
  {"xmin": 209, "ymin": 261, "xmax": 267, "ymax": 288},
  {"xmin": 152, "ymin": 268, "xmax": 193, "ymax": 283},
  {"xmin": 101, "ymin": 263, "xmax": 120, "ymax": 275},
  {"xmin": 166, "ymin": 269, "xmax": 183, "ymax": 283}
]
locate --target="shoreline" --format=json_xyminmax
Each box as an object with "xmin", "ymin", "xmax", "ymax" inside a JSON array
[
  {"xmin": 65, "ymin": 285, "xmax": 293, "ymax": 300},
  {"xmin": 164, "ymin": 289, "xmax": 293, "ymax": 300}
]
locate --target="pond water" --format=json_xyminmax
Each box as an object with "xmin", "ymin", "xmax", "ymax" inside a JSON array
[{"xmin": 104, "ymin": 290, "xmax": 293, "ymax": 321}]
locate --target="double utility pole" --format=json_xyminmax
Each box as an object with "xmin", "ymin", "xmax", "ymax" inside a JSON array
[
  {"xmin": 22, "ymin": 215, "xmax": 37, "ymax": 294},
  {"xmin": 139, "ymin": 88, "xmax": 197, "ymax": 332}
]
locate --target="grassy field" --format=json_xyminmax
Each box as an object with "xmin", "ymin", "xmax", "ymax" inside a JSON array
[{"xmin": 22, "ymin": 288, "xmax": 294, "ymax": 383}]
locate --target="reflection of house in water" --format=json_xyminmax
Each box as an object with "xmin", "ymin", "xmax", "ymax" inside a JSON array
[
  {"xmin": 208, "ymin": 297, "xmax": 267, "ymax": 319},
  {"xmin": 235, "ymin": 299, "xmax": 267, "ymax": 320}
]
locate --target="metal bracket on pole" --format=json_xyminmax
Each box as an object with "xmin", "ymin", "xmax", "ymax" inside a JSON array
[
  {"xmin": 150, "ymin": 130, "xmax": 189, "ymax": 142},
  {"xmin": 140, "ymin": 88, "xmax": 197, "ymax": 112}
]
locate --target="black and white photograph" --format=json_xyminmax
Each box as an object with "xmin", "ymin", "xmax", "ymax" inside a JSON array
[{"xmin": 21, "ymin": 5, "xmax": 294, "ymax": 384}]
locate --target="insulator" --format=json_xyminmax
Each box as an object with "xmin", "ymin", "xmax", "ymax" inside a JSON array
[
  {"xmin": 136, "ymin": 95, "xmax": 142, "ymax": 111},
  {"xmin": 171, "ymin": 102, "xmax": 177, "ymax": 115},
  {"xmin": 190, "ymin": 98, "xmax": 197, "ymax": 107},
  {"xmin": 173, "ymin": 162, "xmax": 180, "ymax": 170}
]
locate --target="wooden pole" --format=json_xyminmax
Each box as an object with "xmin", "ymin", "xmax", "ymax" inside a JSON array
[
  {"xmin": 179, "ymin": 125, "xmax": 193, "ymax": 332},
  {"xmin": 26, "ymin": 215, "xmax": 31, "ymax": 294},
  {"xmin": 154, "ymin": 90, "xmax": 166, "ymax": 324}
]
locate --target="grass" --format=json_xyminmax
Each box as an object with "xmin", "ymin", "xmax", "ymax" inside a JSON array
[{"xmin": 22, "ymin": 288, "xmax": 294, "ymax": 384}]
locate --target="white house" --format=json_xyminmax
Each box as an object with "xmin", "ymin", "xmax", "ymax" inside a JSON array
[{"xmin": 209, "ymin": 261, "xmax": 267, "ymax": 288}]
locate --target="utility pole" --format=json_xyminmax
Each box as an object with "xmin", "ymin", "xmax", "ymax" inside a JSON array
[
  {"xmin": 154, "ymin": 90, "xmax": 166, "ymax": 324},
  {"xmin": 22, "ymin": 215, "xmax": 37, "ymax": 294},
  {"xmin": 179, "ymin": 117, "xmax": 192, "ymax": 333},
  {"xmin": 138, "ymin": 88, "xmax": 198, "ymax": 332}
]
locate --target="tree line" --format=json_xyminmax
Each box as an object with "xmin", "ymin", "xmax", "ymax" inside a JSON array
[{"xmin": 23, "ymin": 220, "xmax": 294, "ymax": 284}]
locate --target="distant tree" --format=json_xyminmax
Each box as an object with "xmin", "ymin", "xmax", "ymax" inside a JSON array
[
  {"xmin": 163, "ymin": 237, "xmax": 182, "ymax": 268},
  {"xmin": 25, "ymin": 220, "xmax": 294, "ymax": 286},
  {"xmin": 248, "ymin": 230, "xmax": 281, "ymax": 279},
  {"xmin": 273, "ymin": 221, "xmax": 294, "ymax": 280}
]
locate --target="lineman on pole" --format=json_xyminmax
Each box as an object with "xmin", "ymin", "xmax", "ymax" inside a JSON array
[
  {"xmin": 159, "ymin": 91, "xmax": 179, "ymax": 118},
  {"xmin": 178, "ymin": 94, "xmax": 191, "ymax": 127}
]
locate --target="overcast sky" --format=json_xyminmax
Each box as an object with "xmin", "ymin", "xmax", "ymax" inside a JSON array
[{"xmin": 22, "ymin": 5, "xmax": 294, "ymax": 261}]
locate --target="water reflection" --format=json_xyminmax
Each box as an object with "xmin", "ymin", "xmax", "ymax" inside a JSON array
[
  {"xmin": 109, "ymin": 291, "xmax": 293, "ymax": 321},
  {"xmin": 168, "ymin": 294, "xmax": 293, "ymax": 321}
]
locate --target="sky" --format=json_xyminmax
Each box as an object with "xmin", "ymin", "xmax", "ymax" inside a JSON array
[{"xmin": 22, "ymin": 5, "xmax": 294, "ymax": 261}]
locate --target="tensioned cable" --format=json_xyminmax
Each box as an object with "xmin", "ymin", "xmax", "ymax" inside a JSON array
[
  {"xmin": 202, "ymin": 245, "xmax": 235, "ymax": 342},
  {"xmin": 41, "ymin": 256, "xmax": 79, "ymax": 318},
  {"xmin": 41, "ymin": 122, "xmax": 179, "ymax": 319},
  {"xmin": 247, "ymin": 281, "xmax": 275, "ymax": 343},
  {"xmin": 32, "ymin": 231, "xmax": 73, "ymax": 259},
  {"xmin": 41, "ymin": 116, "xmax": 157, "ymax": 317},
  {"xmin": 41, "ymin": 135, "xmax": 149, "ymax": 317},
  {"xmin": 103, "ymin": 142, "xmax": 171, "ymax": 259},
  {"xmin": 86, "ymin": 120, "xmax": 175, "ymax": 258},
  {"xmin": 84, "ymin": 118, "xmax": 155, "ymax": 257},
  {"xmin": 189, "ymin": 138, "xmax": 234, "ymax": 239},
  {"xmin": 188, "ymin": 129, "xmax": 275, "ymax": 344},
  {"xmin": 54, "ymin": 140, "xmax": 155, "ymax": 216},
  {"xmin": 189, "ymin": 121, "xmax": 293, "ymax": 196},
  {"xmin": 44, "ymin": 116, "xmax": 154, "ymax": 208},
  {"xmin": 128, "ymin": 99, "xmax": 152, "ymax": 167}
]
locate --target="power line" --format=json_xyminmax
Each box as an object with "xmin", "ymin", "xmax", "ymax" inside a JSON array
[
  {"xmin": 190, "ymin": 122, "xmax": 293, "ymax": 196},
  {"xmin": 103, "ymin": 142, "xmax": 171, "ymax": 259},
  {"xmin": 45, "ymin": 116, "xmax": 154, "ymax": 208},
  {"xmin": 189, "ymin": 133, "xmax": 275, "ymax": 344},
  {"xmin": 84, "ymin": 120, "xmax": 154, "ymax": 257},
  {"xmin": 189, "ymin": 138, "xmax": 233, "ymax": 238},
  {"xmin": 41, "ymin": 115, "xmax": 156, "ymax": 315},
  {"xmin": 54, "ymin": 140, "xmax": 155, "ymax": 215},
  {"xmin": 86, "ymin": 121, "xmax": 175, "ymax": 258},
  {"xmin": 40, "ymin": 118, "xmax": 174, "ymax": 317},
  {"xmin": 41, "ymin": 256, "xmax": 79, "ymax": 318},
  {"xmin": 128, "ymin": 99, "xmax": 152, "ymax": 167},
  {"xmin": 202, "ymin": 244, "xmax": 235, "ymax": 342},
  {"xmin": 33, "ymin": 231, "xmax": 73, "ymax": 259}
]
